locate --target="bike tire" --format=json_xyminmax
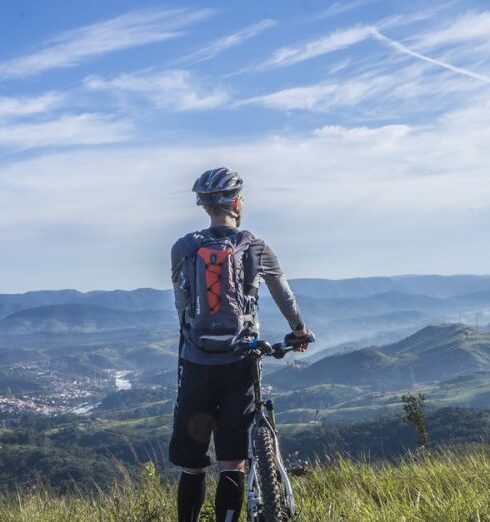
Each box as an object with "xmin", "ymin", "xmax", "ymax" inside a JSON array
[{"xmin": 255, "ymin": 424, "xmax": 286, "ymax": 522}]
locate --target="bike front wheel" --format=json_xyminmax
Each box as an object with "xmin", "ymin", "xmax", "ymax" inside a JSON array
[{"xmin": 254, "ymin": 424, "xmax": 287, "ymax": 522}]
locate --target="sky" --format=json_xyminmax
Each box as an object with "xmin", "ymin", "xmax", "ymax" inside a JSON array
[{"xmin": 1, "ymin": 0, "xmax": 490, "ymax": 293}]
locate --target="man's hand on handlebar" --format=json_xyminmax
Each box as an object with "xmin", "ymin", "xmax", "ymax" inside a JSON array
[
  {"xmin": 233, "ymin": 331, "xmax": 315, "ymax": 358},
  {"xmin": 285, "ymin": 327, "xmax": 314, "ymax": 352}
]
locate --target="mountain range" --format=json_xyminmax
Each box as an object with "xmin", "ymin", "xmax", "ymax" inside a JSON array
[{"xmin": 2, "ymin": 276, "xmax": 490, "ymax": 351}]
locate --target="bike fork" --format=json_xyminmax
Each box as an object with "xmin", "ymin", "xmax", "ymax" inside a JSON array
[
  {"xmin": 247, "ymin": 458, "xmax": 261, "ymax": 521},
  {"xmin": 272, "ymin": 430, "xmax": 296, "ymax": 517}
]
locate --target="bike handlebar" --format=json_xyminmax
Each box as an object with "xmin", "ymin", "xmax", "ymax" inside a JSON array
[{"xmin": 233, "ymin": 332, "xmax": 316, "ymax": 359}]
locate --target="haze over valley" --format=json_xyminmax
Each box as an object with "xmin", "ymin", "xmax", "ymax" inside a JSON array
[{"xmin": 1, "ymin": 274, "xmax": 490, "ymax": 490}]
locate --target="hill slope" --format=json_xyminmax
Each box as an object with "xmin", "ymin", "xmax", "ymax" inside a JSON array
[
  {"xmin": 268, "ymin": 323, "xmax": 490, "ymax": 390},
  {"xmin": 0, "ymin": 304, "xmax": 172, "ymax": 334},
  {"xmin": 0, "ymin": 288, "xmax": 175, "ymax": 320}
]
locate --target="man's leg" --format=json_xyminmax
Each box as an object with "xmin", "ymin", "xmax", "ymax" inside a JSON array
[
  {"xmin": 215, "ymin": 460, "xmax": 246, "ymax": 522},
  {"xmin": 169, "ymin": 361, "xmax": 216, "ymax": 522},
  {"xmin": 213, "ymin": 358, "xmax": 255, "ymax": 522},
  {"xmin": 177, "ymin": 466, "xmax": 208, "ymax": 522}
]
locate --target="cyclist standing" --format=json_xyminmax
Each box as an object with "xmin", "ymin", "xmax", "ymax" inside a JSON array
[{"xmin": 169, "ymin": 167, "xmax": 311, "ymax": 522}]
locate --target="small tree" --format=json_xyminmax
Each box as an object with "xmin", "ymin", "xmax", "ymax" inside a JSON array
[{"xmin": 400, "ymin": 393, "xmax": 429, "ymax": 448}]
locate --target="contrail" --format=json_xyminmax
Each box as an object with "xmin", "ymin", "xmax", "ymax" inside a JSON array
[{"xmin": 371, "ymin": 27, "xmax": 490, "ymax": 84}]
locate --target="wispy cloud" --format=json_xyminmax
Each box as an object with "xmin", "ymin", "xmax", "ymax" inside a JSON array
[
  {"xmin": 0, "ymin": 92, "xmax": 65, "ymax": 118},
  {"xmin": 412, "ymin": 10, "xmax": 490, "ymax": 51},
  {"xmin": 238, "ymin": 58, "xmax": 485, "ymax": 117},
  {"xmin": 85, "ymin": 69, "xmax": 229, "ymax": 111},
  {"xmin": 255, "ymin": 25, "xmax": 372, "ymax": 69},
  {"xmin": 178, "ymin": 19, "xmax": 277, "ymax": 64},
  {"xmin": 312, "ymin": 0, "xmax": 376, "ymax": 21},
  {"xmin": 371, "ymin": 28, "xmax": 490, "ymax": 84},
  {"xmin": 249, "ymin": 3, "xmax": 457, "ymax": 72},
  {"xmin": 377, "ymin": 1, "xmax": 458, "ymax": 31},
  {"xmin": 0, "ymin": 114, "xmax": 131, "ymax": 150},
  {"xmin": 244, "ymin": 9, "xmax": 490, "ymax": 112},
  {"xmin": 238, "ymin": 79, "xmax": 380, "ymax": 111},
  {"xmin": 0, "ymin": 8, "xmax": 214, "ymax": 80}
]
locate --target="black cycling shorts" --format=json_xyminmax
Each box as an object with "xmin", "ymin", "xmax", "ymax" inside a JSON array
[{"xmin": 169, "ymin": 358, "xmax": 255, "ymax": 469}]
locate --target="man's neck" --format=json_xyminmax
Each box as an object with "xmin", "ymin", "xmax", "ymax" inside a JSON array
[{"xmin": 210, "ymin": 215, "xmax": 238, "ymax": 228}]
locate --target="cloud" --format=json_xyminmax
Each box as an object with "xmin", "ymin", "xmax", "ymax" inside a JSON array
[
  {"xmin": 248, "ymin": 4, "xmax": 459, "ymax": 71},
  {"xmin": 3, "ymin": 4, "xmax": 490, "ymax": 291},
  {"xmin": 400, "ymin": 10, "xmax": 490, "ymax": 76},
  {"xmin": 178, "ymin": 19, "xmax": 277, "ymax": 64},
  {"xmin": 0, "ymin": 92, "xmax": 65, "ymax": 118},
  {"xmin": 240, "ymin": 13, "xmax": 490, "ymax": 116},
  {"xmin": 412, "ymin": 10, "xmax": 490, "ymax": 51},
  {"xmin": 312, "ymin": 0, "xmax": 376, "ymax": 20},
  {"xmin": 85, "ymin": 69, "xmax": 229, "ymax": 111},
  {"xmin": 0, "ymin": 7, "xmax": 214, "ymax": 80},
  {"xmin": 256, "ymin": 25, "xmax": 372, "ymax": 69},
  {"xmin": 0, "ymin": 113, "xmax": 131, "ymax": 150},
  {"xmin": 377, "ymin": 2, "xmax": 459, "ymax": 31},
  {"xmin": 371, "ymin": 28, "xmax": 490, "ymax": 84},
  {"xmin": 237, "ymin": 63, "xmax": 482, "ymax": 116},
  {"xmin": 238, "ymin": 79, "xmax": 380, "ymax": 111},
  {"xmin": 2, "ymin": 98, "xmax": 490, "ymax": 291}
]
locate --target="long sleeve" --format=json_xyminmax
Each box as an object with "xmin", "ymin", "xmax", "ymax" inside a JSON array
[
  {"xmin": 258, "ymin": 243, "xmax": 305, "ymax": 331},
  {"xmin": 171, "ymin": 240, "xmax": 187, "ymax": 325}
]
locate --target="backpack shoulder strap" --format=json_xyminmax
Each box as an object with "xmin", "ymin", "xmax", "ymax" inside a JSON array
[
  {"xmin": 234, "ymin": 229, "xmax": 255, "ymax": 253},
  {"xmin": 178, "ymin": 310, "xmax": 186, "ymax": 360},
  {"xmin": 179, "ymin": 231, "xmax": 204, "ymax": 256}
]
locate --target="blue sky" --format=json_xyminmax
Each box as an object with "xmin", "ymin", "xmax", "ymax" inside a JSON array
[{"xmin": 1, "ymin": 0, "xmax": 490, "ymax": 292}]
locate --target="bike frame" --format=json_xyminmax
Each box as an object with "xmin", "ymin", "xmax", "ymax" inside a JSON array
[{"xmin": 246, "ymin": 355, "xmax": 295, "ymax": 520}]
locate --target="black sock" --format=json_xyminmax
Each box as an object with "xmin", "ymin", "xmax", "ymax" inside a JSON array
[
  {"xmin": 177, "ymin": 471, "xmax": 206, "ymax": 522},
  {"xmin": 215, "ymin": 470, "xmax": 245, "ymax": 522}
]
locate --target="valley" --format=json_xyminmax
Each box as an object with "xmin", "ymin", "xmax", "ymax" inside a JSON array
[{"xmin": 1, "ymin": 275, "xmax": 490, "ymax": 492}]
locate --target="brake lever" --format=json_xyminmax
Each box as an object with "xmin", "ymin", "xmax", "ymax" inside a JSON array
[
  {"xmin": 272, "ymin": 347, "xmax": 286, "ymax": 359},
  {"xmin": 272, "ymin": 343, "xmax": 293, "ymax": 359}
]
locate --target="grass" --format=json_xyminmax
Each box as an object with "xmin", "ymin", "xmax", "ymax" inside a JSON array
[
  {"xmin": 295, "ymin": 449, "xmax": 490, "ymax": 521},
  {"xmin": 1, "ymin": 449, "xmax": 489, "ymax": 521}
]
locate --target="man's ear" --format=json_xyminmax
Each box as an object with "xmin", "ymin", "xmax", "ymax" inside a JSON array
[{"xmin": 232, "ymin": 197, "xmax": 239, "ymax": 212}]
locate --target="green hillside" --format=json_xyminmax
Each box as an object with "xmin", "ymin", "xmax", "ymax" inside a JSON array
[
  {"xmin": 0, "ymin": 450, "xmax": 489, "ymax": 521},
  {"xmin": 381, "ymin": 323, "xmax": 490, "ymax": 355},
  {"xmin": 268, "ymin": 323, "xmax": 490, "ymax": 390},
  {"xmin": 2, "ymin": 403, "xmax": 489, "ymax": 495},
  {"xmin": 281, "ymin": 371, "xmax": 490, "ymax": 425}
]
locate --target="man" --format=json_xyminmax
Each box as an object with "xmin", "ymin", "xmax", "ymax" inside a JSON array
[{"xmin": 169, "ymin": 167, "xmax": 311, "ymax": 522}]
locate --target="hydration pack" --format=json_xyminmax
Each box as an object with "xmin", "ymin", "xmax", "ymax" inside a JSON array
[{"xmin": 181, "ymin": 230, "xmax": 257, "ymax": 353}]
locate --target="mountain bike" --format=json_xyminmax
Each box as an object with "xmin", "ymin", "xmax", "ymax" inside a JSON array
[{"xmin": 234, "ymin": 333, "xmax": 315, "ymax": 522}]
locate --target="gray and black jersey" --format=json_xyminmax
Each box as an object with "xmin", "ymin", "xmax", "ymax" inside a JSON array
[{"xmin": 171, "ymin": 225, "xmax": 304, "ymax": 365}]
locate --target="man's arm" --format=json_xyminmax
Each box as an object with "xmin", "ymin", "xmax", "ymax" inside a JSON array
[
  {"xmin": 171, "ymin": 240, "xmax": 187, "ymax": 325},
  {"xmin": 258, "ymin": 242, "xmax": 305, "ymax": 332}
]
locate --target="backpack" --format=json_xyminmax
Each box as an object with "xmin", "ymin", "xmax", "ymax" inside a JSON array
[{"xmin": 181, "ymin": 229, "xmax": 257, "ymax": 353}]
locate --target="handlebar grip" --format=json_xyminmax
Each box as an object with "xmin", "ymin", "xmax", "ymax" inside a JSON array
[
  {"xmin": 284, "ymin": 331, "xmax": 316, "ymax": 347},
  {"xmin": 306, "ymin": 332, "xmax": 316, "ymax": 343}
]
